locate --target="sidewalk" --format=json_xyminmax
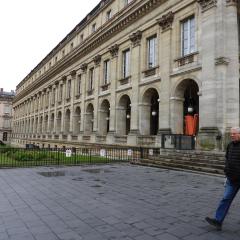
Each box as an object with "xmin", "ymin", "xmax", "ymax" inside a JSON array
[{"xmin": 0, "ymin": 164, "xmax": 239, "ymax": 240}]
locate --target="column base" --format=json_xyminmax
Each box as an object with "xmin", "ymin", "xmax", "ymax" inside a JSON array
[{"xmin": 197, "ymin": 127, "xmax": 222, "ymax": 151}]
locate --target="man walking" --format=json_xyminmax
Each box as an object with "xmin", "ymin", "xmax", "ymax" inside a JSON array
[{"xmin": 206, "ymin": 127, "xmax": 240, "ymax": 231}]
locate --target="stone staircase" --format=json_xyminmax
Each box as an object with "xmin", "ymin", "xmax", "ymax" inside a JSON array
[{"xmin": 137, "ymin": 149, "xmax": 225, "ymax": 175}]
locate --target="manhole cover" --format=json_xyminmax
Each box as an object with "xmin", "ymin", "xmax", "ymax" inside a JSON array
[{"xmin": 38, "ymin": 171, "xmax": 65, "ymax": 177}]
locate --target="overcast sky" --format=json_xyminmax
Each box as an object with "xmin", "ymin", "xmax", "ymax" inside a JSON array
[{"xmin": 0, "ymin": 0, "xmax": 100, "ymax": 92}]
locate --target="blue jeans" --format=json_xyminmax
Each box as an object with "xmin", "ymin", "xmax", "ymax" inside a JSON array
[{"xmin": 215, "ymin": 178, "xmax": 240, "ymax": 223}]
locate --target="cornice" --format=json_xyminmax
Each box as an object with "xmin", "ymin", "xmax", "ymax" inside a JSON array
[{"xmin": 14, "ymin": 0, "xmax": 167, "ymax": 103}]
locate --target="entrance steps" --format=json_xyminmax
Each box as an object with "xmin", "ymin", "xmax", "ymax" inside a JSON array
[{"xmin": 137, "ymin": 149, "xmax": 225, "ymax": 175}]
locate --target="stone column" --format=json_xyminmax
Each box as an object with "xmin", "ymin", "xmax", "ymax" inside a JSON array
[
  {"xmin": 127, "ymin": 31, "xmax": 142, "ymax": 145},
  {"xmin": 80, "ymin": 63, "xmax": 88, "ymax": 134},
  {"xmin": 93, "ymin": 55, "xmax": 101, "ymax": 135},
  {"xmin": 157, "ymin": 11, "xmax": 174, "ymax": 140},
  {"xmin": 69, "ymin": 71, "xmax": 76, "ymax": 134},
  {"xmin": 223, "ymin": 0, "xmax": 239, "ymax": 144},
  {"xmin": 107, "ymin": 45, "xmax": 119, "ymax": 143},
  {"xmin": 61, "ymin": 77, "xmax": 66, "ymax": 133}
]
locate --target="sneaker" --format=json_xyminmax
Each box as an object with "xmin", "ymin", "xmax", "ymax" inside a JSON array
[{"xmin": 205, "ymin": 217, "xmax": 222, "ymax": 231}]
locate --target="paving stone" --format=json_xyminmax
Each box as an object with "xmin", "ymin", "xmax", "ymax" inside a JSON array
[{"xmin": 0, "ymin": 165, "xmax": 238, "ymax": 240}]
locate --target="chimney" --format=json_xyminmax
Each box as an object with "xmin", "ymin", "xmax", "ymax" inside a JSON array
[{"xmin": 0, "ymin": 88, "xmax": 3, "ymax": 92}]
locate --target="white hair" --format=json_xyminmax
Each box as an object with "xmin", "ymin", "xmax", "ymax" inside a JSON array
[{"xmin": 230, "ymin": 127, "xmax": 240, "ymax": 133}]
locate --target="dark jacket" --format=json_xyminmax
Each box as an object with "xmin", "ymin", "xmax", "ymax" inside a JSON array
[{"xmin": 224, "ymin": 141, "xmax": 240, "ymax": 183}]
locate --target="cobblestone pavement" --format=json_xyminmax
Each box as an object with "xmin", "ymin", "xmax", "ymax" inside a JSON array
[{"xmin": 0, "ymin": 164, "xmax": 239, "ymax": 240}]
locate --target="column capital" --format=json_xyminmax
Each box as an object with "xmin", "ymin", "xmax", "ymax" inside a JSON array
[
  {"xmin": 93, "ymin": 55, "xmax": 101, "ymax": 66},
  {"xmin": 70, "ymin": 70, "xmax": 77, "ymax": 77},
  {"xmin": 197, "ymin": 0, "xmax": 217, "ymax": 12},
  {"xmin": 129, "ymin": 30, "xmax": 142, "ymax": 47},
  {"xmin": 157, "ymin": 11, "xmax": 174, "ymax": 31},
  {"xmin": 109, "ymin": 44, "xmax": 119, "ymax": 58},
  {"xmin": 226, "ymin": 0, "xmax": 237, "ymax": 6},
  {"xmin": 80, "ymin": 63, "xmax": 88, "ymax": 73}
]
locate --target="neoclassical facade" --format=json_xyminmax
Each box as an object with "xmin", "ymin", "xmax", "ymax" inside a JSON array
[
  {"xmin": 0, "ymin": 88, "xmax": 15, "ymax": 144},
  {"xmin": 12, "ymin": 0, "xmax": 240, "ymax": 150}
]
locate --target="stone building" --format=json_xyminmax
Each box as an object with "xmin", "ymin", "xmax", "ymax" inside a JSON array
[
  {"xmin": 0, "ymin": 88, "xmax": 15, "ymax": 144},
  {"xmin": 12, "ymin": 0, "xmax": 239, "ymax": 150}
]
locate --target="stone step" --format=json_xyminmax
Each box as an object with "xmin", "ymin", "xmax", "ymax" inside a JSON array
[
  {"xmin": 159, "ymin": 153, "xmax": 225, "ymax": 161},
  {"xmin": 149, "ymin": 156, "xmax": 225, "ymax": 164},
  {"xmin": 142, "ymin": 158, "xmax": 224, "ymax": 170},
  {"xmin": 138, "ymin": 160, "xmax": 224, "ymax": 175}
]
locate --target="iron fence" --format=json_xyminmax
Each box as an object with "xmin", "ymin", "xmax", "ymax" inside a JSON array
[
  {"xmin": 0, "ymin": 146, "xmax": 150, "ymax": 168},
  {"xmin": 161, "ymin": 134, "xmax": 195, "ymax": 150}
]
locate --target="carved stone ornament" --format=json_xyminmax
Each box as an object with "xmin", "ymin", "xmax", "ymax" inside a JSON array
[
  {"xmin": 157, "ymin": 11, "xmax": 174, "ymax": 31},
  {"xmin": 197, "ymin": 0, "xmax": 217, "ymax": 12},
  {"xmin": 109, "ymin": 44, "xmax": 119, "ymax": 58},
  {"xmin": 215, "ymin": 56, "xmax": 230, "ymax": 65},
  {"xmin": 80, "ymin": 63, "xmax": 88, "ymax": 72},
  {"xmin": 70, "ymin": 70, "xmax": 76, "ymax": 76},
  {"xmin": 129, "ymin": 30, "xmax": 142, "ymax": 47},
  {"xmin": 93, "ymin": 55, "xmax": 101, "ymax": 66},
  {"xmin": 226, "ymin": 0, "xmax": 238, "ymax": 6}
]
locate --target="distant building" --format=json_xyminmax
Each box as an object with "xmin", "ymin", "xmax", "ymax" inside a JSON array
[
  {"xmin": 0, "ymin": 88, "xmax": 15, "ymax": 144},
  {"xmin": 12, "ymin": 0, "xmax": 240, "ymax": 150}
]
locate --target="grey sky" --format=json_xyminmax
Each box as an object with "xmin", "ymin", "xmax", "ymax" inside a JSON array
[{"xmin": 0, "ymin": 0, "xmax": 100, "ymax": 92}]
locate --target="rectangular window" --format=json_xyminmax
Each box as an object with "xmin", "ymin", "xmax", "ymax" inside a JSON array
[
  {"xmin": 89, "ymin": 68, "xmax": 94, "ymax": 90},
  {"xmin": 106, "ymin": 10, "xmax": 112, "ymax": 21},
  {"xmin": 80, "ymin": 34, "xmax": 84, "ymax": 43},
  {"xmin": 181, "ymin": 16, "xmax": 195, "ymax": 56},
  {"xmin": 92, "ymin": 23, "xmax": 96, "ymax": 33},
  {"xmin": 103, "ymin": 60, "xmax": 110, "ymax": 84},
  {"xmin": 52, "ymin": 88, "xmax": 56, "ymax": 104},
  {"xmin": 67, "ymin": 80, "xmax": 71, "ymax": 99},
  {"xmin": 123, "ymin": 49, "xmax": 130, "ymax": 78},
  {"xmin": 125, "ymin": 0, "xmax": 132, "ymax": 5},
  {"xmin": 147, "ymin": 35, "xmax": 157, "ymax": 68},
  {"xmin": 77, "ymin": 75, "xmax": 81, "ymax": 95},
  {"xmin": 4, "ymin": 105, "xmax": 10, "ymax": 114},
  {"xmin": 59, "ymin": 85, "xmax": 63, "ymax": 101}
]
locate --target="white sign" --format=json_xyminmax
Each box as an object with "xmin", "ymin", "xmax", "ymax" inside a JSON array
[
  {"xmin": 100, "ymin": 149, "xmax": 106, "ymax": 157},
  {"xmin": 149, "ymin": 149, "xmax": 153, "ymax": 156},
  {"xmin": 127, "ymin": 149, "xmax": 132, "ymax": 156},
  {"xmin": 65, "ymin": 149, "xmax": 72, "ymax": 157}
]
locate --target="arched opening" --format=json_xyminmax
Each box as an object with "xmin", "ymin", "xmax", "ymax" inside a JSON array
[
  {"xmin": 141, "ymin": 88, "xmax": 159, "ymax": 135},
  {"xmin": 39, "ymin": 116, "xmax": 43, "ymax": 133},
  {"xmin": 173, "ymin": 79, "xmax": 199, "ymax": 135},
  {"xmin": 117, "ymin": 95, "xmax": 131, "ymax": 135},
  {"xmin": 50, "ymin": 113, "xmax": 54, "ymax": 132},
  {"xmin": 85, "ymin": 104, "xmax": 94, "ymax": 133},
  {"xmin": 44, "ymin": 115, "xmax": 48, "ymax": 133},
  {"xmin": 56, "ymin": 111, "xmax": 62, "ymax": 134},
  {"xmin": 35, "ymin": 118, "xmax": 38, "ymax": 134},
  {"xmin": 73, "ymin": 107, "xmax": 81, "ymax": 134},
  {"xmin": 2, "ymin": 132, "xmax": 7, "ymax": 141},
  {"xmin": 99, "ymin": 100, "xmax": 110, "ymax": 135},
  {"xmin": 64, "ymin": 109, "xmax": 71, "ymax": 133}
]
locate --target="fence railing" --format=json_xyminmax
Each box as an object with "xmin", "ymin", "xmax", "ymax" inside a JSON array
[
  {"xmin": 161, "ymin": 134, "xmax": 195, "ymax": 150},
  {"xmin": 0, "ymin": 146, "xmax": 151, "ymax": 168}
]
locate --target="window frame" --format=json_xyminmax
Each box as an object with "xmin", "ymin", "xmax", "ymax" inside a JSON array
[{"xmin": 181, "ymin": 15, "xmax": 195, "ymax": 56}]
